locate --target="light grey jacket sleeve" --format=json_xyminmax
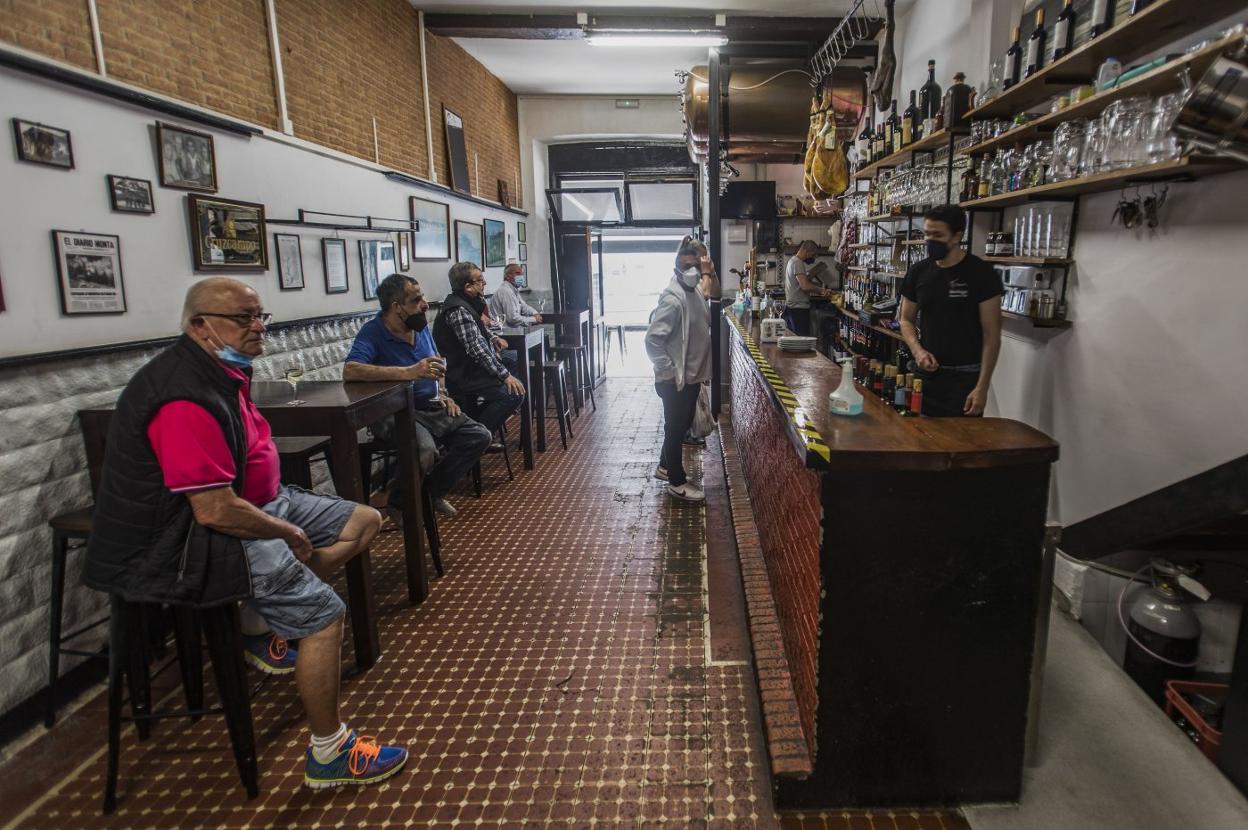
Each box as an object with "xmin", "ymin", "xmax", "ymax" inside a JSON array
[{"xmin": 645, "ymin": 292, "xmax": 682, "ymax": 384}]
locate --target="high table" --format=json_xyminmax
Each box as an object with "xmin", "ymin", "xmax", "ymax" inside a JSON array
[
  {"xmin": 541, "ymin": 309, "xmax": 591, "ymax": 406},
  {"xmin": 497, "ymin": 326, "xmax": 545, "ymax": 465},
  {"xmin": 253, "ymin": 380, "xmax": 430, "ymax": 670},
  {"xmin": 726, "ymin": 310, "xmax": 1059, "ymax": 808}
]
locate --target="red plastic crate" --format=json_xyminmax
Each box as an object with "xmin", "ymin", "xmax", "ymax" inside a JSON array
[{"xmin": 1164, "ymin": 680, "xmax": 1229, "ymax": 762}]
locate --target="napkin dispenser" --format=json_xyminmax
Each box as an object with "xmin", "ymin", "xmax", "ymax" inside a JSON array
[{"xmin": 760, "ymin": 318, "xmax": 788, "ymax": 343}]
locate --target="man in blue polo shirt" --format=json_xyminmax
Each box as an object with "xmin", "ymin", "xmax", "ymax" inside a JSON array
[{"xmin": 344, "ymin": 273, "xmax": 491, "ymax": 519}]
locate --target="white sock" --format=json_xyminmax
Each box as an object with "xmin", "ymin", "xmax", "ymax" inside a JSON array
[
  {"xmin": 310, "ymin": 722, "xmax": 349, "ymax": 763},
  {"xmin": 239, "ymin": 604, "xmax": 271, "ymax": 637}
]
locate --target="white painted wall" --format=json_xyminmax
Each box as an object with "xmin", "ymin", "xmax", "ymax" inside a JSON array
[
  {"xmin": 515, "ymin": 95, "xmax": 685, "ymax": 297},
  {"xmin": 0, "ymin": 61, "xmax": 526, "ymax": 359},
  {"xmin": 891, "ymin": 0, "xmax": 1248, "ymax": 527}
]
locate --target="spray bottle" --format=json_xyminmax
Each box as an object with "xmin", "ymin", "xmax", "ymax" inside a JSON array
[{"xmin": 829, "ymin": 357, "xmax": 864, "ymax": 416}]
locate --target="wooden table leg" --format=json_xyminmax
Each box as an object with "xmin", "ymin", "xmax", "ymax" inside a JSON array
[
  {"xmin": 393, "ymin": 396, "xmax": 429, "ymax": 604},
  {"xmin": 327, "ymin": 422, "xmax": 380, "ymax": 670},
  {"xmin": 515, "ymin": 340, "xmax": 535, "ymax": 470},
  {"xmin": 532, "ymin": 341, "xmax": 546, "ymax": 453}
]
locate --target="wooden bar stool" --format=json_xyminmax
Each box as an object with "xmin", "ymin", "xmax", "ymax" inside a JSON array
[
  {"xmin": 44, "ymin": 506, "xmax": 103, "ymax": 727},
  {"xmin": 275, "ymin": 435, "xmax": 333, "ymax": 489},
  {"xmin": 104, "ymin": 597, "xmax": 257, "ymax": 813},
  {"xmin": 537, "ymin": 360, "xmax": 573, "ymax": 450},
  {"xmin": 360, "ymin": 440, "xmax": 443, "ymax": 578}
]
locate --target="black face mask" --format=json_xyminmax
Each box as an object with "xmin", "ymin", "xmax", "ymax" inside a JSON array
[
  {"xmin": 466, "ymin": 294, "xmax": 487, "ymax": 314},
  {"xmin": 403, "ymin": 311, "xmax": 428, "ymax": 332}
]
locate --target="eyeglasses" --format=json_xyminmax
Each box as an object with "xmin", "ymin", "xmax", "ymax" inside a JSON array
[{"xmin": 197, "ymin": 311, "xmax": 272, "ymax": 327}]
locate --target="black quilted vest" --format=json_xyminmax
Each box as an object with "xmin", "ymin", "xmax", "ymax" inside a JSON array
[
  {"xmin": 432, "ymin": 292, "xmax": 501, "ymax": 395},
  {"xmin": 83, "ymin": 335, "xmax": 252, "ymax": 606}
]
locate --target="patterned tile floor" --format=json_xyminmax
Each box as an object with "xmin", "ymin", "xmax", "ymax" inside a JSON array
[{"xmin": 0, "ymin": 377, "xmax": 970, "ymax": 829}]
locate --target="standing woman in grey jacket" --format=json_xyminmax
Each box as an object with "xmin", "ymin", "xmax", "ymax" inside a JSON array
[{"xmin": 644, "ymin": 236, "xmax": 718, "ymax": 502}]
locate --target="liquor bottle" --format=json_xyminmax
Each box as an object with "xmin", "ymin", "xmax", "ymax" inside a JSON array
[
  {"xmin": 903, "ymin": 90, "xmax": 920, "ymax": 146},
  {"xmin": 872, "ymin": 361, "xmax": 884, "ymax": 399},
  {"xmin": 889, "ymin": 98, "xmax": 902, "ymax": 154},
  {"xmin": 1004, "ymin": 26, "xmax": 1023, "ymax": 89},
  {"xmin": 919, "ymin": 60, "xmax": 941, "ymax": 135},
  {"xmin": 1025, "ymin": 10, "xmax": 1047, "ymax": 78},
  {"xmin": 961, "ymin": 162, "xmax": 979, "ymax": 203},
  {"xmin": 872, "ymin": 114, "xmax": 886, "ymax": 161},
  {"xmin": 976, "ymin": 155, "xmax": 992, "ymax": 198},
  {"xmin": 909, "ymin": 378, "xmax": 924, "ymax": 416},
  {"xmin": 894, "ymin": 373, "xmax": 909, "ymax": 413},
  {"xmin": 856, "ymin": 109, "xmax": 874, "ymax": 167},
  {"xmin": 883, "ymin": 365, "xmax": 895, "ymax": 402},
  {"xmin": 1089, "ymin": 0, "xmax": 1114, "ymax": 39},
  {"xmin": 1052, "ymin": 0, "xmax": 1076, "ymax": 61}
]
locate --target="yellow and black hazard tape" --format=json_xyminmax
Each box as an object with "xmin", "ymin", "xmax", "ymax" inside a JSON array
[{"xmin": 728, "ymin": 316, "xmax": 831, "ymax": 465}]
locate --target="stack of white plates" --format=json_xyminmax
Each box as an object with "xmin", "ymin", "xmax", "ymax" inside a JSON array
[{"xmin": 778, "ymin": 335, "xmax": 817, "ymax": 353}]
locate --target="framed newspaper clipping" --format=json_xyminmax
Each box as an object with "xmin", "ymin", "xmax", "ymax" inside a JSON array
[{"xmin": 51, "ymin": 230, "xmax": 126, "ymax": 315}]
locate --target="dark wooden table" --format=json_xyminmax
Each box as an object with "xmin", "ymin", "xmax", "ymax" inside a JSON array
[
  {"xmin": 497, "ymin": 326, "xmax": 545, "ymax": 465},
  {"xmin": 253, "ymin": 380, "xmax": 430, "ymax": 670}
]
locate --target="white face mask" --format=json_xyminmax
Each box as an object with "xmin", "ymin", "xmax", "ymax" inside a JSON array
[{"xmin": 677, "ymin": 265, "xmax": 701, "ymax": 289}]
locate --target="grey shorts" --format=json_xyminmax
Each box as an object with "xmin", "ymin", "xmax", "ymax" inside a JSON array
[{"xmin": 243, "ymin": 485, "xmax": 354, "ymax": 639}]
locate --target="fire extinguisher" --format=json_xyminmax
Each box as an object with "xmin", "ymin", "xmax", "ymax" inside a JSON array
[{"xmin": 1119, "ymin": 558, "xmax": 1211, "ymax": 704}]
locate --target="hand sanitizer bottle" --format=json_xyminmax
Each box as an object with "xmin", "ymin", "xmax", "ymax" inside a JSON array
[{"xmin": 829, "ymin": 357, "xmax": 864, "ymax": 416}]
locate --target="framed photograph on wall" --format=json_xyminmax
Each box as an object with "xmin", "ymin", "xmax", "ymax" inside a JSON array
[
  {"xmin": 108, "ymin": 175, "xmax": 155, "ymax": 214},
  {"xmin": 483, "ymin": 219, "xmax": 505, "ymax": 267},
  {"xmin": 454, "ymin": 220, "xmax": 483, "ymax": 268},
  {"xmin": 410, "ymin": 196, "xmax": 450, "ymax": 260},
  {"xmin": 359, "ymin": 239, "xmax": 396, "ymax": 301},
  {"xmin": 51, "ymin": 230, "xmax": 126, "ymax": 315},
  {"xmin": 322, "ymin": 238, "xmax": 348, "ymax": 294},
  {"xmin": 518, "ymin": 243, "xmax": 528, "ymax": 262},
  {"xmin": 443, "ymin": 107, "xmax": 470, "ymax": 195},
  {"xmin": 517, "ymin": 221, "xmax": 526, "ymax": 243},
  {"xmin": 398, "ymin": 232, "xmax": 411, "ymax": 270},
  {"xmin": 12, "ymin": 118, "xmax": 73, "ymax": 168},
  {"xmin": 188, "ymin": 194, "xmax": 267, "ymax": 271},
  {"xmin": 157, "ymin": 122, "xmax": 217, "ymax": 192},
  {"xmin": 275, "ymin": 233, "xmax": 304, "ymax": 290}
]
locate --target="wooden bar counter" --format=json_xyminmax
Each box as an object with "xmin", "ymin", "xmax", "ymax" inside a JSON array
[{"xmin": 726, "ymin": 311, "xmax": 1058, "ymax": 809}]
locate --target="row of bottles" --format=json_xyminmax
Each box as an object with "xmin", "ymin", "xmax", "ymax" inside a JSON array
[
  {"xmin": 855, "ymin": 61, "xmax": 942, "ymax": 164},
  {"xmin": 842, "ymin": 273, "xmax": 899, "ymax": 313},
  {"xmin": 831, "ymin": 325, "xmax": 925, "ymax": 417},
  {"xmin": 1003, "ymin": 0, "xmax": 1153, "ymax": 90},
  {"xmin": 960, "ymin": 141, "xmax": 1054, "ymax": 201}
]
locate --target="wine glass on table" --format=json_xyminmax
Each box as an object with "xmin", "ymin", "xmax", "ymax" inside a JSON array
[{"xmin": 284, "ymin": 364, "xmax": 305, "ymax": 406}]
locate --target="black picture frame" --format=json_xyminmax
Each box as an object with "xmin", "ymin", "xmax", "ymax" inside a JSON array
[
  {"xmin": 410, "ymin": 196, "xmax": 451, "ymax": 261},
  {"xmin": 51, "ymin": 230, "xmax": 126, "ymax": 315},
  {"xmin": 274, "ymin": 233, "xmax": 305, "ymax": 291},
  {"xmin": 188, "ymin": 194, "xmax": 268, "ymax": 271},
  {"xmin": 322, "ymin": 238, "xmax": 349, "ymax": 294},
  {"xmin": 12, "ymin": 118, "xmax": 73, "ymax": 169},
  {"xmin": 483, "ymin": 218, "xmax": 506, "ymax": 268},
  {"xmin": 443, "ymin": 107, "xmax": 470, "ymax": 195},
  {"xmin": 398, "ymin": 232, "xmax": 411, "ymax": 270},
  {"xmin": 454, "ymin": 220, "xmax": 483, "ymax": 268},
  {"xmin": 107, "ymin": 175, "xmax": 155, "ymax": 214},
  {"xmin": 518, "ymin": 243, "xmax": 528, "ymax": 262},
  {"xmin": 517, "ymin": 221, "xmax": 526, "ymax": 243},
  {"xmin": 359, "ymin": 239, "xmax": 396, "ymax": 301},
  {"xmin": 157, "ymin": 121, "xmax": 217, "ymax": 192}
]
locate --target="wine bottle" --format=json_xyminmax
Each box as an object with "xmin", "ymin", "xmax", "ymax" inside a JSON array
[
  {"xmin": 883, "ymin": 365, "xmax": 895, "ymax": 402},
  {"xmin": 872, "ymin": 114, "xmax": 886, "ymax": 161},
  {"xmin": 1025, "ymin": 10, "xmax": 1047, "ymax": 78},
  {"xmin": 919, "ymin": 60, "xmax": 941, "ymax": 134},
  {"xmin": 1052, "ymin": 0, "xmax": 1076, "ymax": 61},
  {"xmin": 903, "ymin": 90, "xmax": 920, "ymax": 146},
  {"xmin": 889, "ymin": 98, "xmax": 902, "ymax": 154},
  {"xmin": 1090, "ymin": 0, "xmax": 1114, "ymax": 39},
  {"xmin": 894, "ymin": 373, "xmax": 909, "ymax": 413},
  {"xmin": 856, "ymin": 109, "xmax": 874, "ymax": 166},
  {"xmin": 909, "ymin": 378, "xmax": 924, "ymax": 416},
  {"xmin": 1004, "ymin": 26, "xmax": 1023, "ymax": 89}
]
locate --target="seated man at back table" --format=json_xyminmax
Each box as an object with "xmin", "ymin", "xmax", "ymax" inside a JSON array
[
  {"xmin": 489, "ymin": 263, "xmax": 543, "ymax": 327},
  {"xmin": 432, "ymin": 262, "xmax": 526, "ymax": 436},
  {"xmin": 343, "ymin": 273, "xmax": 491, "ymax": 519},
  {"xmin": 84, "ymin": 277, "xmax": 405, "ymax": 789}
]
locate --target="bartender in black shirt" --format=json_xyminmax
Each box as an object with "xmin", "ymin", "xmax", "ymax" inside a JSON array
[{"xmin": 899, "ymin": 205, "xmax": 1003, "ymax": 417}]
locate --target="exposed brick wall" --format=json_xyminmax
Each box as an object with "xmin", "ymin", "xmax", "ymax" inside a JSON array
[
  {"xmin": 276, "ymin": 0, "xmax": 430, "ymax": 178},
  {"xmin": 425, "ymin": 33, "xmax": 520, "ymax": 200},
  {"xmin": 0, "ymin": 0, "xmax": 95, "ymax": 70},
  {"xmin": 730, "ymin": 339, "xmax": 823, "ymax": 757},
  {"xmin": 97, "ymin": 0, "xmax": 278, "ymax": 129}
]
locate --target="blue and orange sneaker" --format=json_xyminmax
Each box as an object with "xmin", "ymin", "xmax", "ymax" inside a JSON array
[
  {"xmin": 304, "ymin": 731, "xmax": 408, "ymax": 789},
  {"xmin": 242, "ymin": 633, "xmax": 297, "ymax": 675}
]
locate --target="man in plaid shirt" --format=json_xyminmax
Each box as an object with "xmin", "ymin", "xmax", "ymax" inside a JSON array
[{"xmin": 431, "ymin": 262, "xmax": 526, "ymax": 435}]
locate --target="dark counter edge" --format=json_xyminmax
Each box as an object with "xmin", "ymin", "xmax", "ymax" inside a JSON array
[{"xmin": 727, "ymin": 312, "xmax": 1061, "ymax": 472}]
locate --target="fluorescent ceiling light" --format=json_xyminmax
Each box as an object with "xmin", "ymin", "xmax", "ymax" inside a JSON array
[{"xmin": 585, "ymin": 33, "xmax": 728, "ymax": 47}]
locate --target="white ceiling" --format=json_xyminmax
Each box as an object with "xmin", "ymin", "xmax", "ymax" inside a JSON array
[{"xmin": 414, "ymin": 2, "xmax": 899, "ymax": 95}]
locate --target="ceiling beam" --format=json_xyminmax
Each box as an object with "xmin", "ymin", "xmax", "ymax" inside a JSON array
[{"xmin": 424, "ymin": 13, "xmax": 882, "ymax": 45}]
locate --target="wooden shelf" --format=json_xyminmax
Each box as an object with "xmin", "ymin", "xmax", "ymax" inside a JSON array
[
  {"xmin": 982, "ymin": 256, "xmax": 1073, "ymax": 266},
  {"xmin": 852, "ymin": 128, "xmax": 967, "ymax": 181},
  {"xmin": 1002, "ymin": 310, "xmax": 1072, "ymax": 328},
  {"xmin": 963, "ymin": 34, "xmax": 1240, "ymax": 158},
  {"xmin": 959, "ymin": 157, "xmax": 1240, "ymax": 210},
  {"xmin": 965, "ymin": 0, "xmax": 1246, "ymax": 121},
  {"xmin": 830, "ymin": 302, "xmax": 905, "ymax": 342},
  {"xmin": 864, "ymin": 212, "xmax": 917, "ymax": 223}
]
